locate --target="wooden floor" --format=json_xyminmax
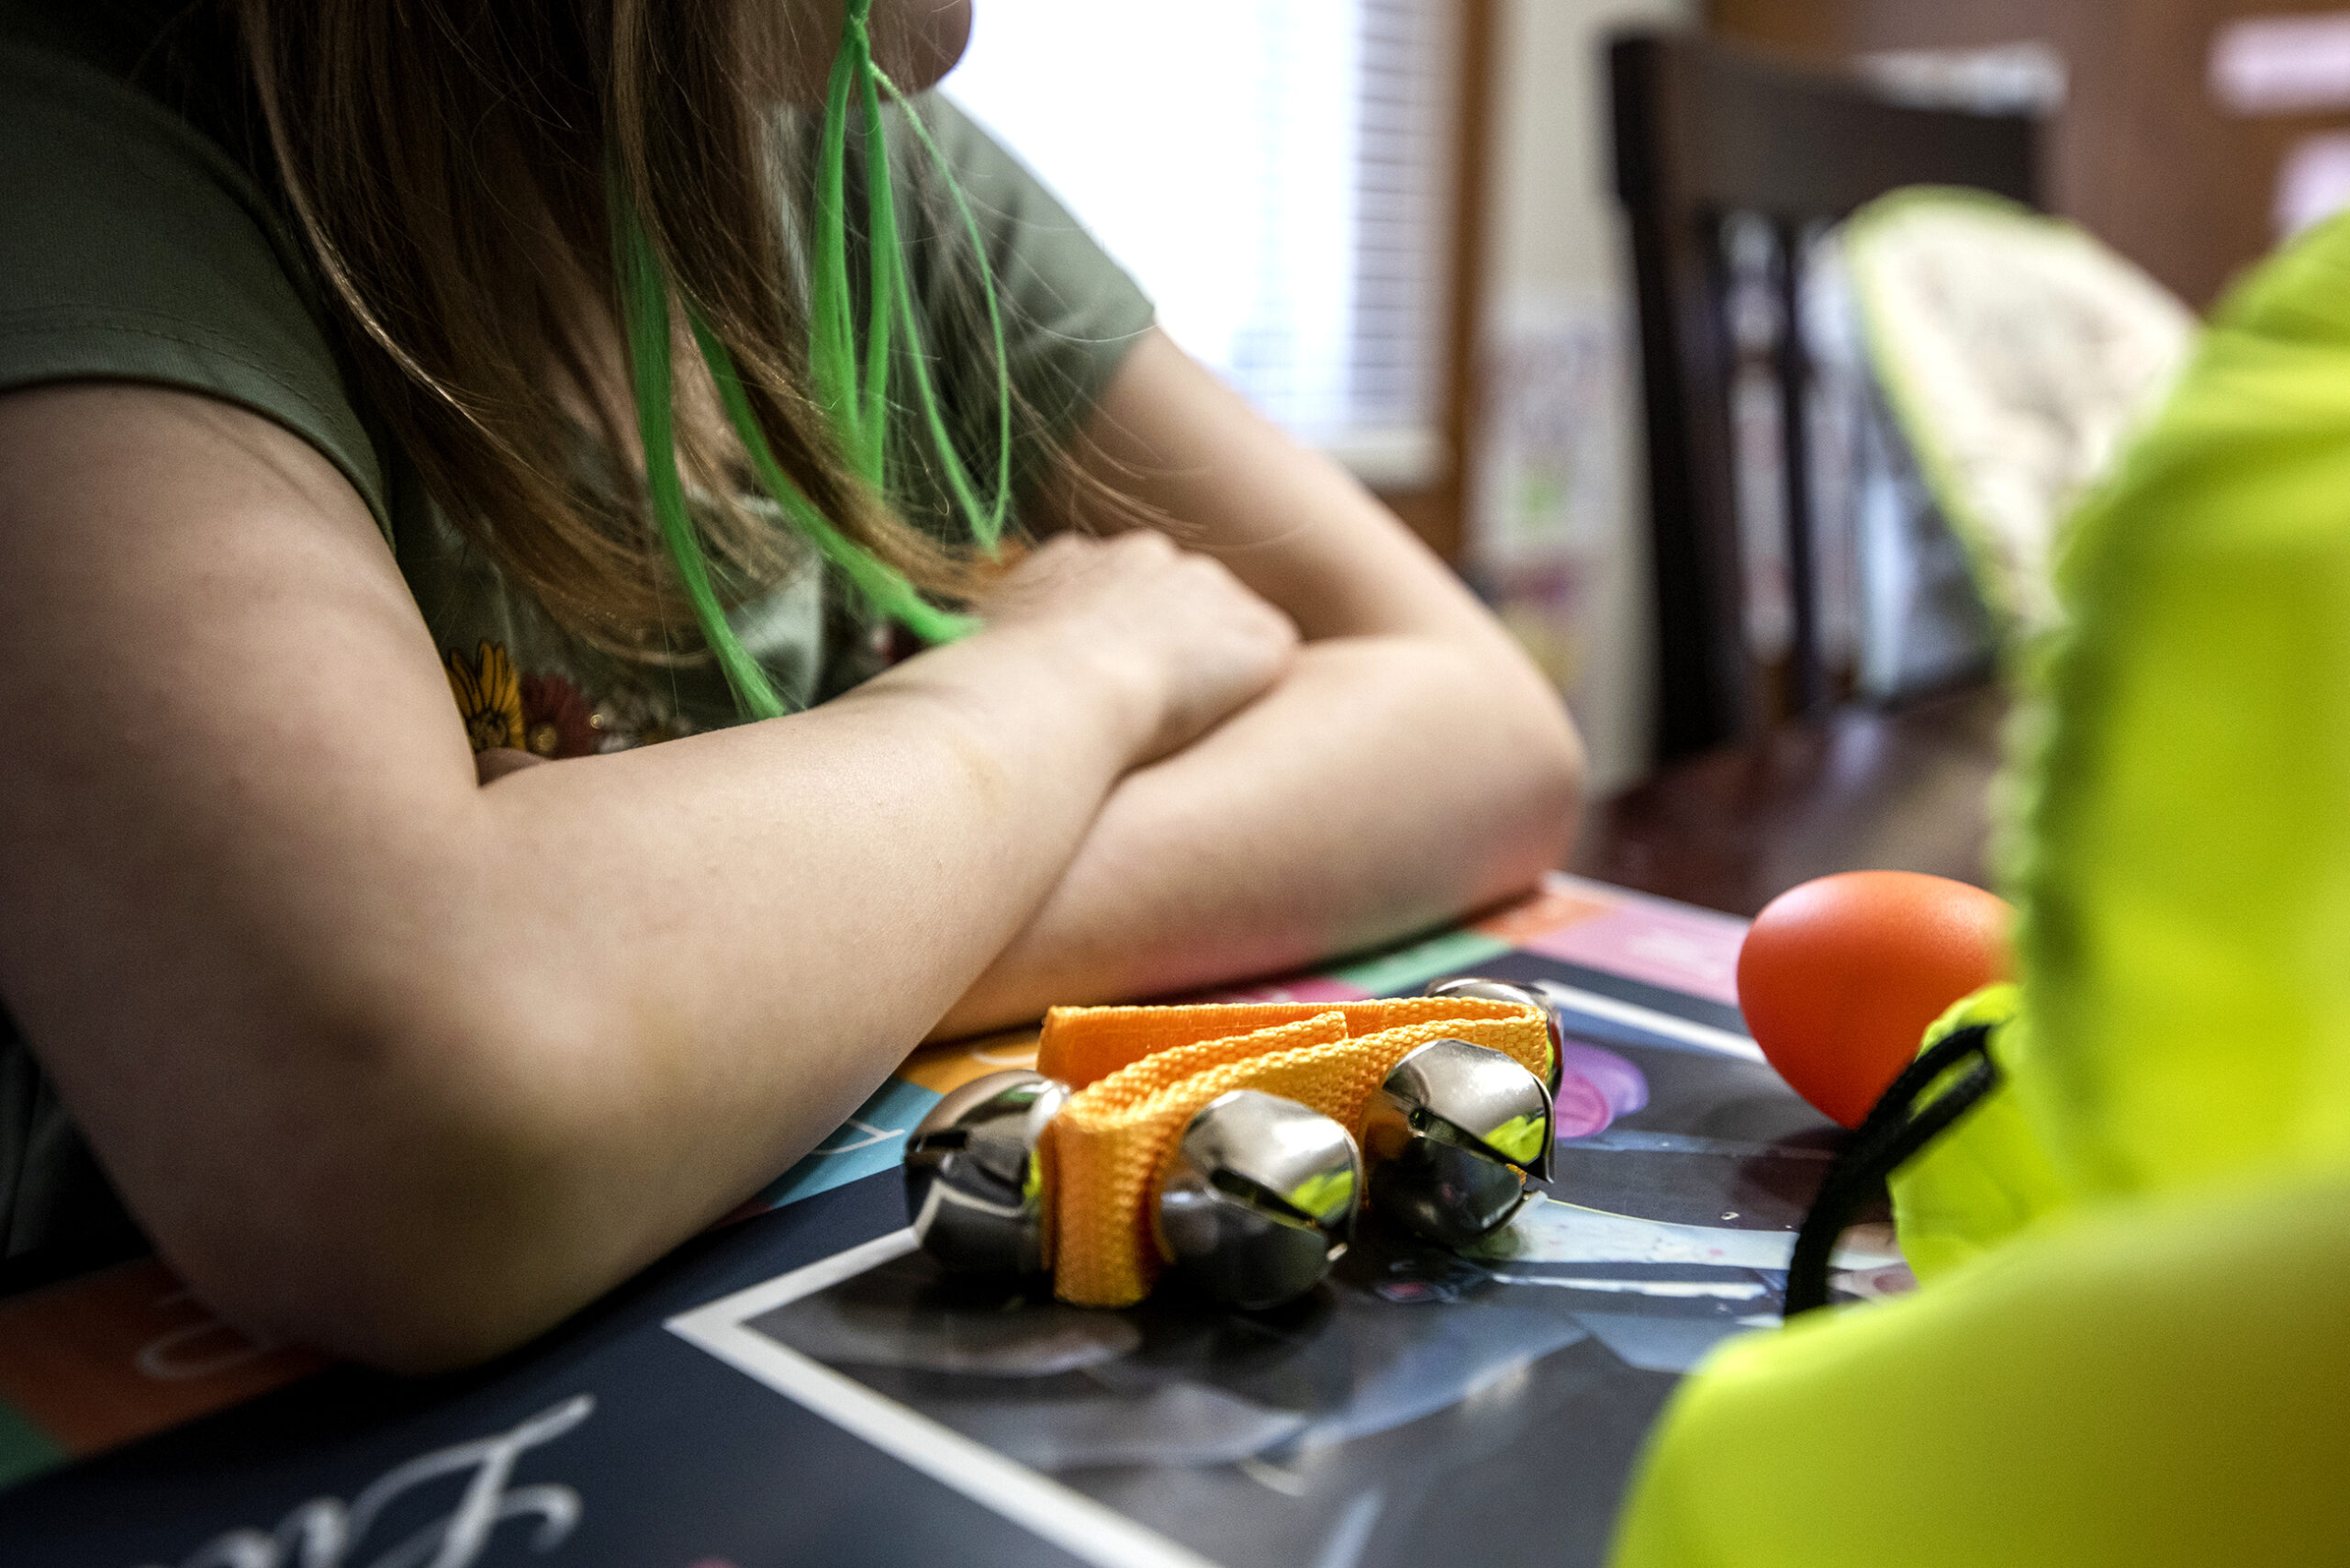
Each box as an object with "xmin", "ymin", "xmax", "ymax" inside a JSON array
[{"xmin": 1569, "ymin": 684, "xmax": 2010, "ymax": 918}]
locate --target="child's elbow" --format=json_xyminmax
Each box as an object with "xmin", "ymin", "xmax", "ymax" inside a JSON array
[
  {"xmin": 140, "ymin": 991, "xmax": 629, "ymax": 1375},
  {"xmin": 1501, "ymin": 672, "xmax": 1586, "ymax": 875}
]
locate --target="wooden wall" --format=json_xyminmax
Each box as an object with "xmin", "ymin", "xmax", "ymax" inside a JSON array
[
  {"xmin": 1380, "ymin": 0, "xmax": 1497, "ymax": 565},
  {"xmin": 1709, "ymin": 0, "xmax": 2350, "ymax": 309}
]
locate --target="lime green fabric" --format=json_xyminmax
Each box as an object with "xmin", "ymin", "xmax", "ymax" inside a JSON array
[
  {"xmin": 2013, "ymin": 211, "xmax": 2350, "ymax": 1201},
  {"xmin": 1612, "ymin": 211, "xmax": 2350, "ymax": 1564},
  {"xmin": 1884, "ymin": 984, "xmax": 2066, "ymax": 1284},
  {"xmin": 1613, "ymin": 1171, "xmax": 2350, "ymax": 1567}
]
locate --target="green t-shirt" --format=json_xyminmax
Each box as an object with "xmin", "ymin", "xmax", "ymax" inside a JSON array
[{"xmin": 0, "ymin": 0, "xmax": 1154, "ymax": 1276}]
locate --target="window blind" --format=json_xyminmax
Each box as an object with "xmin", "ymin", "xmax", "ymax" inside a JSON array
[{"xmin": 945, "ymin": 0, "xmax": 1457, "ymax": 488}]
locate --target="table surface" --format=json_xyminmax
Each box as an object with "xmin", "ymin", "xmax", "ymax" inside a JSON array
[
  {"xmin": 0, "ymin": 879, "xmax": 1875, "ymax": 1568},
  {"xmin": 1572, "ymin": 684, "xmax": 2009, "ymax": 918}
]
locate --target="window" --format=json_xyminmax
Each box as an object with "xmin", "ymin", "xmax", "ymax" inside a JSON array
[{"xmin": 946, "ymin": 1, "xmax": 1458, "ymax": 487}]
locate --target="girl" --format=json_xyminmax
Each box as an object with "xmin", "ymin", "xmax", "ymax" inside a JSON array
[{"xmin": 0, "ymin": 0, "xmax": 1581, "ymax": 1368}]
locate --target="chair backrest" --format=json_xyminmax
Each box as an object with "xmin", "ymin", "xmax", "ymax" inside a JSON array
[{"xmin": 1610, "ymin": 33, "xmax": 2040, "ymax": 761}]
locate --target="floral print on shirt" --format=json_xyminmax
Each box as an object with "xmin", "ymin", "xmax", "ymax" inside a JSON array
[
  {"xmin": 444, "ymin": 640, "xmax": 523, "ymax": 753},
  {"xmin": 444, "ymin": 639, "xmax": 699, "ymax": 757},
  {"xmin": 517, "ymin": 671, "xmax": 599, "ymax": 758}
]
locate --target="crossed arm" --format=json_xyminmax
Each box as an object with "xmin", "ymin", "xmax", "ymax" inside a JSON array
[
  {"xmin": 939, "ymin": 330, "xmax": 1583, "ymax": 1031},
  {"xmin": 0, "ymin": 328, "xmax": 1578, "ymax": 1369}
]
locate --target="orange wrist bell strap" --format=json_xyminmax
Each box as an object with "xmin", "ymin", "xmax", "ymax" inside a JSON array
[{"xmin": 1034, "ymin": 997, "xmax": 1556, "ymax": 1308}]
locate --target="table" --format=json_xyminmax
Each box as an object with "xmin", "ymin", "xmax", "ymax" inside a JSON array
[
  {"xmin": 1573, "ymin": 684, "xmax": 2008, "ymax": 916},
  {"xmin": 0, "ymin": 874, "xmax": 1872, "ymax": 1568}
]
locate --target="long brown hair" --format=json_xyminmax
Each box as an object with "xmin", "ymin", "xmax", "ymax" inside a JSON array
[{"xmin": 234, "ymin": 0, "xmax": 978, "ymax": 652}]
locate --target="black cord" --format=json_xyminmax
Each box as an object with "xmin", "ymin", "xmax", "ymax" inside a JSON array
[{"xmin": 1783, "ymin": 1023, "xmax": 2001, "ymax": 1316}]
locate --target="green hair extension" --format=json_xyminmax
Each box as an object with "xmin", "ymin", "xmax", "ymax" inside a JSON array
[
  {"xmin": 613, "ymin": 193, "xmax": 789, "ymax": 720},
  {"xmin": 613, "ymin": 0, "xmax": 1011, "ymax": 720},
  {"xmin": 875, "ymin": 64, "xmax": 1014, "ymax": 549},
  {"xmin": 690, "ymin": 312, "xmax": 976, "ymax": 647}
]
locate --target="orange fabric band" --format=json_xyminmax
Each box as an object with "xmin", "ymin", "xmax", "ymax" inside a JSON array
[
  {"xmin": 1037, "ymin": 995, "xmax": 1539, "ymax": 1089},
  {"xmin": 1040, "ymin": 999, "xmax": 1553, "ymax": 1308}
]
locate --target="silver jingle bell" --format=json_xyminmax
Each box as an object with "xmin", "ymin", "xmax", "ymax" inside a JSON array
[
  {"xmin": 1424, "ymin": 974, "xmax": 1564, "ymax": 1179},
  {"xmin": 903, "ymin": 1069, "xmax": 1069, "ymax": 1276},
  {"xmin": 1157, "ymin": 1090, "xmax": 1360, "ymax": 1312},
  {"xmin": 1363, "ymin": 1037, "xmax": 1552, "ymax": 1249}
]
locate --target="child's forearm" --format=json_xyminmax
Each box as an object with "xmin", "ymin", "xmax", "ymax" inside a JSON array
[
  {"xmin": 934, "ymin": 633, "xmax": 1584, "ymax": 1038},
  {"xmin": 0, "ymin": 386, "xmax": 1290, "ymax": 1372}
]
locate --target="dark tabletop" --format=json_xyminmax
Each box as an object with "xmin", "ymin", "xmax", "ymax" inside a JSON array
[{"xmin": 1572, "ymin": 684, "xmax": 2008, "ymax": 917}]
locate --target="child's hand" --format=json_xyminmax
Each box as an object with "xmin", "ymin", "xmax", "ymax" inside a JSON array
[{"xmin": 979, "ymin": 530, "xmax": 1299, "ymax": 764}]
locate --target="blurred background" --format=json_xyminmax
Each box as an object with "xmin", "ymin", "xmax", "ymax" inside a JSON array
[{"xmin": 941, "ymin": 1, "xmax": 2346, "ymax": 910}]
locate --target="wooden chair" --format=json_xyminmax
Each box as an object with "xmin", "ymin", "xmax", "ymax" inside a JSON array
[{"xmin": 1609, "ymin": 33, "xmax": 2040, "ymax": 761}]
